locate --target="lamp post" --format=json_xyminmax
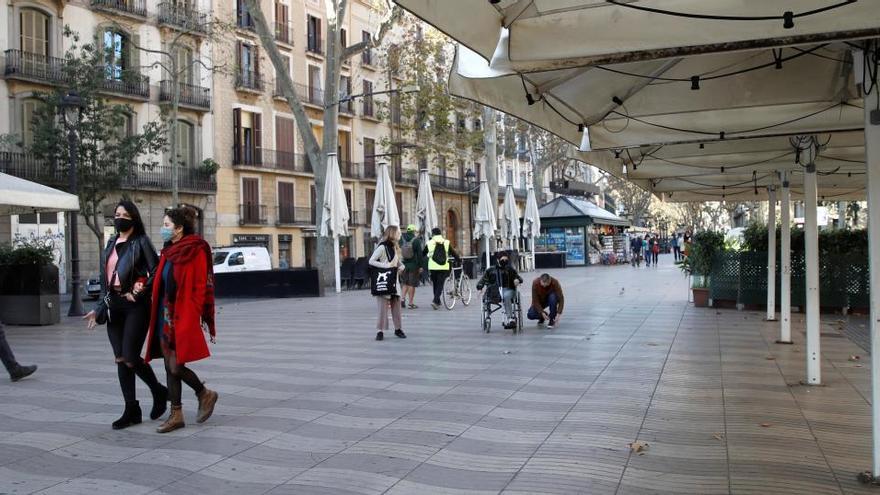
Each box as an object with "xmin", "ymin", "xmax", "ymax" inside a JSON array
[
  {"xmin": 465, "ymin": 168, "xmax": 476, "ymax": 254},
  {"xmin": 60, "ymin": 91, "xmax": 85, "ymax": 317}
]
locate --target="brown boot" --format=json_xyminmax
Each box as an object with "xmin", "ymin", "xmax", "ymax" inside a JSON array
[
  {"xmin": 156, "ymin": 405, "xmax": 185, "ymax": 433},
  {"xmin": 196, "ymin": 388, "xmax": 218, "ymax": 424}
]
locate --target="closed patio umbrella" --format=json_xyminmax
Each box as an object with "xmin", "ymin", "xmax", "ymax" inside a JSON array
[
  {"xmin": 522, "ymin": 186, "xmax": 541, "ymax": 271},
  {"xmin": 473, "ymin": 179, "xmax": 497, "ymax": 270},
  {"xmin": 416, "ymin": 169, "xmax": 438, "ymax": 236},
  {"xmin": 319, "ymin": 153, "xmax": 350, "ymax": 293},
  {"xmin": 371, "ymin": 163, "xmax": 400, "ymax": 239},
  {"xmin": 500, "ymin": 184, "xmax": 520, "ymax": 251}
]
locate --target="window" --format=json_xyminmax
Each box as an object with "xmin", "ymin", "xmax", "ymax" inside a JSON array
[
  {"xmin": 112, "ymin": 111, "xmax": 135, "ymax": 142},
  {"xmin": 21, "ymin": 99, "xmax": 43, "ymax": 147},
  {"xmin": 307, "ymin": 15, "xmax": 322, "ymax": 54},
  {"xmin": 363, "ymin": 137, "xmax": 375, "ymax": 170},
  {"xmin": 275, "ymin": 115, "xmax": 295, "ymax": 169},
  {"xmin": 520, "ymin": 172, "xmax": 527, "ymax": 189},
  {"xmin": 242, "ymin": 177, "xmax": 260, "ymax": 223},
  {"xmin": 233, "ymin": 108, "xmax": 262, "ymax": 165},
  {"xmin": 274, "ymin": 2, "xmax": 290, "ymax": 42},
  {"xmin": 474, "ymin": 118, "xmax": 482, "ymax": 131},
  {"xmin": 506, "ymin": 168, "xmax": 514, "ymax": 185},
  {"xmin": 236, "ymin": 0, "xmax": 253, "ymax": 29},
  {"xmin": 456, "ymin": 114, "xmax": 466, "ymax": 133},
  {"xmin": 340, "ymin": 28, "xmax": 347, "ymax": 49},
  {"xmin": 103, "ymin": 29, "xmax": 127, "ymax": 79},
  {"xmin": 339, "ymin": 75, "xmax": 352, "ymax": 112},
  {"xmin": 175, "ymin": 120, "xmax": 195, "ymax": 167},
  {"xmin": 362, "ymin": 80, "xmax": 373, "ymax": 117},
  {"xmin": 308, "ymin": 65, "xmax": 321, "ymax": 104},
  {"xmin": 237, "ymin": 42, "xmax": 259, "ymax": 89},
  {"xmin": 361, "ymin": 30, "xmax": 372, "ymax": 65},
  {"xmin": 173, "ymin": 46, "xmax": 194, "ymax": 85},
  {"xmin": 20, "ymin": 9, "xmax": 49, "ymax": 56},
  {"xmin": 278, "ymin": 181, "xmax": 295, "ymax": 223}
]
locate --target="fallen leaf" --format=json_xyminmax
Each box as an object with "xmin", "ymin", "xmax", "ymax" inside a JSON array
[
  {"xmin": 849, "ymin": 355, "xmax": 861, "ymax": 361},
  {"xmin": 502, "ymin": 351, "xmax": 512, "ymax": 355},
  {"xmin": 855, "ymin": 364, "xmax": 864, "ymax": 368},
  {"xmin": 628, "ymin": 441, "xmax": 649, "ymax": 453},
  {"xmin": 760, "ymin": 423, "xmax": 772, "ymax": 428},
  {"xmin": 712, "ymin": 433, "xmax": 725, "ymax": 441},
  {"xmin": 646, "ymin": 343, "xmax": 659, "ymax": 346}
]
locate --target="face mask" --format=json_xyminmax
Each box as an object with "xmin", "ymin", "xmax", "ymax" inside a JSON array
[
  {"xmin": 160, "ymin": 226, "xmax": 174, "ymax": 242},
  {"xmin": 114, "ymin": 218, "xmax": 134, "ymax": 233},
  {"xmin": 498, "ymin": 259, "xmax": 508, "ymax": 268}
]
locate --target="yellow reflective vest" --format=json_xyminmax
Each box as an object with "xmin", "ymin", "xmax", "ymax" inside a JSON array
[{"xmin": 427, "ymin": 235, "xmax": 451, "ymax": 271}]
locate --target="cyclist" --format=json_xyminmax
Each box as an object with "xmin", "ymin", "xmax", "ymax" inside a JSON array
[
  {"xmin": 476, "ymin": 251, "xmax": 523, "ymax": 329},
  {"xmin": 424, "ymin": 227, "xmax": 460, "ymax": 310}
]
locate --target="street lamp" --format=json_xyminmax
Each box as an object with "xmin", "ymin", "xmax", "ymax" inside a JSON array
[
  {"xmin": 60, "ymin": 91, "xmax": 85, "ymax": 317},
  {"xmin": 464, "ymin": 168, "xmax": 477, "ymax": 253}
]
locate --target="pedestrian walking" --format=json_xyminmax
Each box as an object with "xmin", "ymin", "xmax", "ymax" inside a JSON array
[
  {"xmin": 642, "ymin": 235, "xmax": 651, "ymax": 267},
  {"xmin": 399, "ymin": 225, "xmax": 424, "ymax": 309},
  {"xmin": 369, "ymin": 225, "xmax": 407, "ymax": 341},
  {"xmin": 83, "ymin": 200, "xmax": 167, "ymax": 430},
  {"xmin": 146, "ymin": 206, "xmax": 218, "ymax": 434},
  {"xmin": 630, "ymin": 235, "xmax": 642, "ymax": 267},
  {"xmin": 0, "ymin": 321, "xmax": 36, "ymax": 382},
  {"xmin": 424, "ymin": 227, "xmax": 460, "ymax": 310},
  {"xmin": 526, "ymin": 273, "xmax": 565, "ymax": 329},
  {"xmin": 671, "ymin": 234, "xmax": 680, "ymax": 261},
  {"xmin": 651, "ymin": 235, "xmax": 660, "ymax": 266}
]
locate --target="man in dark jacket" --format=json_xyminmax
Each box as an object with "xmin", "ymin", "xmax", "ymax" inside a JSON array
[
  {"xmin": 399, "ymin": 225, "xmax": 424, "ymax": 308},
  {"xmin": 527, "ymin": 273, "xmax": 565, "ymax": 329},
  {"xmin": 476, "ymin": 251, "xmax": 523, "ymax": 329}
]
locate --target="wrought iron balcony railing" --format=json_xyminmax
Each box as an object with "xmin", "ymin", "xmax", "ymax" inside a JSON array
[
  {"xmin": 276, "ymin": 206, "xmax": 312, "ymax": 225},
  {"xmin": 235, "ymin": 69, "xmax": 263, "ymax": 91},
  {"xmin": 101, "ymin": 70, "xmax": 150, "ymax": 99},
  {"xmin": 239, "ymin": 204, "xmax": 268, "ymax": 225},
  {"xmin": 159, "ymin": 80, "xmax": 211, "ymax": 110},
  {"xmin": 91, "ymin": 0, "xmax": 147, "ymax": 18},
  {"xmin": 4, "ymin": 50, "xmax": 66, "ymax": 84},
  {"xmin": 275, "ymin": 22, "xmax": 293, "ymax": 44},
  {"xmin": 158, "ymin": 2, "xmax": 209, "ymax": 34}
]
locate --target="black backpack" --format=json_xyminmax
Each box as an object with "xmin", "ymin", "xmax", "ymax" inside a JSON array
[{"xmin": 431, "ymin": 240, "xmax": 447, "ymax": 265}]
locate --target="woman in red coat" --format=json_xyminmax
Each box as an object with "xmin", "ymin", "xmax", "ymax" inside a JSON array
[{"xmin": 146, "ymin": 206, "xmax": 218, "ymax": 433}]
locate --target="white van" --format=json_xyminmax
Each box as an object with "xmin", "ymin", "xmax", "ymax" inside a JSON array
[{"xmin": 213, "ymin": 246, "xmax": 272, "ymax": 273}]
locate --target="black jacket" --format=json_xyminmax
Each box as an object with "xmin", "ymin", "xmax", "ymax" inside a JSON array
[
  {"xmin": 476, "ymin": 265, "xmax": 523, "ymax": 290},
  {"xmin": 95, "ymin": 233, "xmax": 159, "ymax": 311}
]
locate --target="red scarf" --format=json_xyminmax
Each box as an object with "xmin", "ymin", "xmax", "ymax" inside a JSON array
[{"xmin": 145, "ymin": 235, "xmax": 216, "ymax": 364}]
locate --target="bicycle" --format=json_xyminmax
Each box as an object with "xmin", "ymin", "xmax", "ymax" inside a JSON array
[{"xmin": 442, "ymin": 262, "xmax": 472, "ymax": 310}]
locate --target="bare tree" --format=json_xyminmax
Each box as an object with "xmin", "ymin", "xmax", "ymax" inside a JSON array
[
  {"xmin": 607, "ymin": 174, "xmax": 652, "ymax": 226},
  {"xmin": 243, "ymin": 0, "xmax": 401, "ymax": 285}
]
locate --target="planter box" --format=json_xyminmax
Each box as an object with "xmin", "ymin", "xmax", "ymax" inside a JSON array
[
  {"xmin": 692, "ymin": 287, "xmax": 710, "ymax": 308},
  {"xmin": 0, "ymin": 264, "xmax": 60, "ymax": 325}
]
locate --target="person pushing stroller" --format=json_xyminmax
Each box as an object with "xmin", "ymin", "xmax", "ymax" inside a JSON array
[{"xmin": 476, "ymin": 251, "xmax": 523, "ymax": 330}]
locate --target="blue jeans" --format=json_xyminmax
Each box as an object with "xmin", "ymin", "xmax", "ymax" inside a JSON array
[
  {"xmin": 527, "ymin": 292, "xmax": 558, "ymax": 322},
  {"xmin": 0, "ymin": 322, "xmax": 19, "ymax": 372}
]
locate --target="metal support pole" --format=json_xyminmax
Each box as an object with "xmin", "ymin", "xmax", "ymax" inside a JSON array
[
  {"xmin": 804, "ymin": 161, "xmax": 821, "ymax": 385},
  {"xmin": 767, "ymin": 186, "xmax": 777, "ymax": 321},
  {"xmin": 334, "ymin": 236, "xmax": 341, "ymax": 293},
  {"xmin": 779, "ymin": 172, "xmax": 792, "ymax": 343},
  {"xmin": 66, "ymin": 127, "xmax": 84, "ymax": 317},
  {"xmin": 862, "ymin": 48, "xmax": 880, "ymax": 477}
]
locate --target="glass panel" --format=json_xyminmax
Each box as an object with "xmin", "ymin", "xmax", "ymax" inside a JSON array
[
  {"xmin": 104, "ymin": 30, "xmax": 125, "ymax": 79},
  {"xmin": 176, "ymin": 120, "xmax": 193, "ymax": 167},
  {"xmin": 174, "ymin": 47, "xmax": 193, "ymax": 84},
  {"xmin": 21, "ymin": 99, "xmax": 42, "ymax": 147},
  {"xmin": 20, "ymin": 10, "xmax": 49, "ymax": 55}
]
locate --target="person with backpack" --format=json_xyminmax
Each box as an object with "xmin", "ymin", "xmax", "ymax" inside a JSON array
[
  {"xmin": 399, "ymin": 225, "xmax": 424, "ymax": 309},
  {"xmin": 423, "ymin": 227, "xmax": 460, "ymax": 310}
]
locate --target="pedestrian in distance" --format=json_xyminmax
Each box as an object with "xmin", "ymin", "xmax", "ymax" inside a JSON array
[
  {"xmin": 369, "ymin": 225, "xmax": 407, "ymax": 341},
  {"xmin": 651, "ymin": 235, "xmax": 660, "ymax": 266},
  {"xmin": 399, "ymin": 225, "xmax": 424, "ymax": 309},
  {"xmin": 83, "ymin": 200, "xmax": 168, "ymax": 430},
  {"xmin": 527, "ymin": 273, "xmax": 565, "ymax": 329},
  {"xmin": 424, "ymin": 227, "xmax": 460, "ymax": 310},
  {"xmin": 630, "ymin": 235, "xmax": 642, "ymax": 267},
  {"xmin": 671, "ymin": 234, "xmax": 681, "ymax": 262},
  {"xmin": 146, "ymin": 206, "xmax": 218, "ymax": 433},
  {"xmin": 0, "ymin": 321, "xmax": 36, "ymax": 382},
  {"xmin": 476, "ymin": 251, "xmax": 523, "ymax": 329},
  {"xmin": 642, "ymin": 235, "xmax": 651, "ymax": 267}
]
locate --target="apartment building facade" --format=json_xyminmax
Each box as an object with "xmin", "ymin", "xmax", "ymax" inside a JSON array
[{"xmin": 0, "ymin": 0, "xmax": 218, "ymax": 288}]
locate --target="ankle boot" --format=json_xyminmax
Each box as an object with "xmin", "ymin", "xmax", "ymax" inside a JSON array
[
  {"xmin": 112, "ymin": 401, "xmax": 142, "ymax": 430},
  {"xmin": 150, "ymin": 385, "xmax": 169, "ymax": 421},
  {"xmin": 195, "ymin": 388, "xmax": 218, "ymax": 424},
  {"xmin": 157, "ymin": 405, "xmax": 185, "ymax": 433}
]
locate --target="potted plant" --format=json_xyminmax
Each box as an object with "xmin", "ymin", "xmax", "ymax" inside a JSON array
[
  {"xmin": 199, "ymin": 158, "xmax": 220, "ymax": 175},
  {"xmin": 0, "ymin": 240, "xmax": 60, "ymax": 325},
  {"xmin": 677, "ymin": 231, "xmax": 725, "ymax": 307}
]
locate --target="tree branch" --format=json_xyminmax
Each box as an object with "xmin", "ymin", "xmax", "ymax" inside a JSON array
[{"xmin": 341, "ymin": 5, "xmax": 402, "ymax": 60}]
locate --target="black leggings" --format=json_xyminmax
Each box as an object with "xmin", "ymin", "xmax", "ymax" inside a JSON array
[
  {"xmin": 430, "ymin": 270, "xmax": 448, "ymax": 304},
  {"xmin": 164, "ymin": 351, "xmax": 204, "ymax": 406},
  {"xmin": 106, "ymin": 294, "xmax": 163, "ymax": 403}
]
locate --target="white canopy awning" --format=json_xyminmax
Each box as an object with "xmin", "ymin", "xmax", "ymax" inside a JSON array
[{"xmin": 0, "ymin": 172, "xmax": 79, "ymax": 216}]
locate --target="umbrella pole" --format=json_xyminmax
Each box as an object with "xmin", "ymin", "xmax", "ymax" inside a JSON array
[
  {"xmin": 484, "ymin": 236, "xmax": 490, "ymax": 271},
  {"xmin": 334, "ymin": 236, "xmax": 341, "ymax": 294}
]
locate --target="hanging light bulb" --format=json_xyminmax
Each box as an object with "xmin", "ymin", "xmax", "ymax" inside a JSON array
[
  {"xmin": 578, "ymin": 124, "xmax": 591, "ymax": 152},
  {"xmin": 690, "ymin": 75, "xmax": 700, "ymax": 90}
]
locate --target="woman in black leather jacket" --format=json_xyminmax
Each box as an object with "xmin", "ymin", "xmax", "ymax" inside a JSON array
[{"xmin": 84, "ymin": 200, "xmax": 167, "ymax": 429}]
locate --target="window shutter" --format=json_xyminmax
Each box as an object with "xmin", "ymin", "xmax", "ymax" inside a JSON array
[
  {"xmin": 236, "ymin": 40, "xmax": 242, "ymax": 77},
  {"xmin": 307, "ymin": 16, "xmax": 314, "ymax": 48},
  {"xmin": 316, "ymin": 18, "xmax": 322, "ymax": 51},
  {"xmin": 129, "ymin": 32, "xmax": 141, "ymax": 76},
  {"xmin": 254, "ymin": 46, "xmax": 260, "ymax": 80},
  {"xmin": 233, "ymin": 108, "xmax": 241, "ymax": 164},
  {"xmin": 253, "ymin": 113, "xmax": 262, "ymax": 165}
]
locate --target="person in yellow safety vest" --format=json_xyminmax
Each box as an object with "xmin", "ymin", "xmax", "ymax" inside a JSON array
[{"xmin": 423, "ymin": 227, "xmax": 460, "ymax": 310}]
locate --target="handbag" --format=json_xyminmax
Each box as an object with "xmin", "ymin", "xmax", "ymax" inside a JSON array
[
  {"xmin": 370, "ymin": 244, "xmax": 398, "ymax": 296},
  {"xmin": 95, "ymin": 268, "xmax": 117, "ymax": 325}
]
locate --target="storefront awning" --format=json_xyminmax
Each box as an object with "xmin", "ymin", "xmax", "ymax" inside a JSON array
[
  {"xmin": 0, "ymin": 172, "xmax": 79, "ymax": 216},
  {"xmin": 539, "ymin": 196, "xmax": 630, "ymax": 227}
]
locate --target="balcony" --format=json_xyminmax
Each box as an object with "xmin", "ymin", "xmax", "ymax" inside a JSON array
[
  {"xmin": 275, "ymin": 22, "xmax": 293, "ymax": 45},
  {"xmin": 158, "ymin": 2, "xmax": 209, "ymax": 35},
  {"xmin": 430, "ymin": 173, "xmax": 469, "ymax": 193},
  {"xmin": 102, "ymin": 70, "xmax": 150, "ymax": 100},
  {"xmin": 237, "ymin": 11, "xmax": 255, "ymax": 32},
  {"xmin": 276, "ymin": 206, "xmax": 312, "ymax": 225},
  {"xmin": 91, "ymin": 0, "xmax": 147, "ymax": 18},
  {"xmin": 338, "ymin": 98, "xmax": 355, "ymax": 115},
  {"xmin": 235, "ymin": 69, "xmax": 263, "ymax": 92},
  {"xmin": 292, "ymin": 82, "xmax": 324, "ymax": 107},
  {"xmin": 159, "ymin": 80, "xmax": 211, "ymax": 110},
  {"xmin": 0, "ymin": 152, "xmax": 215, "ymax": 194},
  {"xmin": 4, "ymin": 50, "xmax": 66, "ymax": 85},
  {"xmin": 232, "ymin": 148, "xmax": 314, "ymax": 174},
  {"xmin": 306, "ymin": 37, "xmax": 323, "ymax": 56},
  {"xmin": 361, "ymin": 100, "xmax": 376, "ymax": 119},
  {"xmin": 239, "ymin": 204, "xmax": 268, "ymax": 225}
]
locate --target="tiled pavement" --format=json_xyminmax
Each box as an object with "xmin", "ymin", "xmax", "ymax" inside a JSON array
[{"xmin": 0, "ymin": 256, "xmax": 877, "ymax": 494}]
